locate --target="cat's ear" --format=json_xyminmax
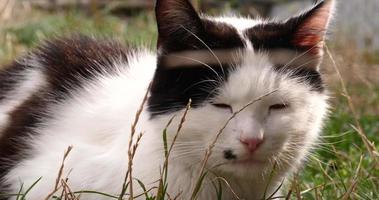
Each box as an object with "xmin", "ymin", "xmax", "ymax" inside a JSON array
[
  {"xmin": 155, "ymin": 0, "xmax": 203, "ymax": 52},
  {"xmin": 286, "ymin": 0, "xmax": 335, "ymax": 55},
  {"xmin": 248, "ymin": 0, "xmax": 335, "ymax": 69}
]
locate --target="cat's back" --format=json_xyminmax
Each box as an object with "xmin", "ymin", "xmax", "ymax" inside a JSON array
[
  {"xmin": 0, "ymin": 35, "xmax": 145, "ymax": 111},
  {"xmin": 0, "ymin": 35, "xmax": 155, "ymax": 128},
  {"xmin": 0, "ymin": 35, "xmax": 151, "ymax": 130},
  {"xmin": 0, "ymin": 35, "xmax": 156, "ymax": 195}
]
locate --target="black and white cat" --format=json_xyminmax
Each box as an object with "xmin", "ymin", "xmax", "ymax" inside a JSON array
[{"xmin": 0, "ymin": 0, "xmax": 335, "ymax": 199}]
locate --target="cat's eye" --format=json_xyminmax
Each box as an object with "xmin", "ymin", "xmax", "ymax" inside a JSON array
[
  {"xmin": 269, "ymin": 103, "xmax": 289, "ymax": 110},
  {"xmin": 212, "ymin": 103, "xmax": 233, "ymax": 112}
]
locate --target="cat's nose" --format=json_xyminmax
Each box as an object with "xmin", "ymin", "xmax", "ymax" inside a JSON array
[{"xmin": 240, "ymin": 137, "xmax": 263, "ymax": 153}]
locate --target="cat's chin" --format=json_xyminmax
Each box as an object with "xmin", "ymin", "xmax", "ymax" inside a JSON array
[
  {"xmin": 211, "ymin": 157, "xmax": 273, "ymax": 178},
  {"xmin": 231, "ymin": 157, "xmax": 267, "ymax": 166}
]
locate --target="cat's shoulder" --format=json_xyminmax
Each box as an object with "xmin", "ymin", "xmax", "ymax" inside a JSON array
[
  {"xmin": 0, "ymin": 35, "xmax": 146, "ymax": 97},
  {"xmin": 28, "ymin": 35, "xmax": 132, "ymax": 78}
]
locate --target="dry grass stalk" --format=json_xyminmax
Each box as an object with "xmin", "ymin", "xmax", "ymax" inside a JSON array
[
  {"xmin": 167, "ymin": 191, "xmax": 184, "ymax": 200},
  {"xmin": 133, "ymin": 186, "xmax": 158, "ymax": 199},
  {"xmin": 265, "ymin": 178, "xmax": 285, "ymax": 200},
  {"xmin": 119, "ymin": 83, "xmax": 151, "ymax": 200},
  {"xmin": 190, "ymin": 90, "xmax": 278, "ymax": 199},
  {"xmin": 317, "ymin": 160, "xmax": 334, "ymax": 182},
  {"xmin": 314, "ymin": 187, "xmax": 320, "ymax": 200},
  {"xmin": 287, "ymin": 172, "xmax": 302, "ymax": 200},
  {"xmin": 341, "ymin": 155, "xmax": 364, "ymax": 200},
  {"xmin": 44, "ymin": 146, "xmax": 73, "ymax": 200},
  {"xmin": 167, "ymin": 99, "xmax": 191, "ymax": 162},
  {"xmin": 61, "ymin": 179, "xmax": 78, "ymax": 200},
  {"xmin": 172, "ymin": 191, "xmax": 183, "ymax": 200},
  {"xmin": 285, "ymin": 187, "xmax": 293, "ymax": 200},
  {"xmin": 325, "ymin": 45, "xmax": 379, "ymax": 166},
  {"xmin": 294, "ymin": 178, "xmax": 301, "ymax": 200},
  {"xmin": 156, "ymin": 99, "xmax": 191, "ymax": 198},
  {"xmin": 212, "ymin": 177, "xmax": 241, "ymax": 200}
]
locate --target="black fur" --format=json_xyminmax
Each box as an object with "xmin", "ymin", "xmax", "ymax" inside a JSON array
[
  {"xmin": 149, "ymin": 18, "xmax": 245, "ymax": 116},
  {"xmin": 244, "ymin": 0, "xmax": 329, "ymax": 54},
  {"xmin": 36, "ymin": 36, "xmax": 130, "ymax": 98},
  {"xmin": 224, "ymin": 150, "xmax": 237, "ymax": 160},
  {"xmin": 0, "ymin": 63, "xmax": 31, "ymax": 102},
  {"xmin": 0, "ymin": 36, "xmax": 132, "ymax": 193},
  {"xmin": 274, "ymin": 65, "xmax": 324, "ymax": 92},
  {"xmin": 149, "ymin": 0, "xmax": 245, "ymax": 117},
  {"xmin": 148, "ymin": 64, "xmax": 231, "ymax": 116}
]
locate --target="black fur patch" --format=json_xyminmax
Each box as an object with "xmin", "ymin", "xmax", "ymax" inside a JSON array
[
  {"xmin": 224, "ymin": 149, "xmax": 237, "ymax": 160},
  {"xmin": 151, "ymin": 2, "xmax": 246, "ymax": 116},
  {"xmin": 0, "ymin": 91, "xmax": 49, "ymax": 194},
  {"xmin": 150, "ymin": 0, "xmax": 247, "ymax": 117},
  {"xmin": 149, "ymin": 19, "xmax": 245, "ymax": 117},
  {"xmin": 0, "ymin": 35, "xmax": 132, "ymax": 192},
  {"xmin": 0, "ymin": 63, "xmax": 30, "ymax": 102},
  {"xmin": 155, "ymin": 0, "xmax": 245, "ymax": 53},
  {"xmin": 244, "ymin": 0, "xmax": 329, "ymax": 53},
  {"xmin": 35, "ymin": 35, "xmax": 130, "ymax": 98},
  {"xmin": 245, "ymin": 22, "xmax": 298, "ymax": 51},
  {"xmin": 275, "ymin": 65, "xmax": 324, "ymax": 92},
  {"xmin": 290, "ymin": 68, "xmax": 324, "ymax": 92},
  {"xmin": 148, "ymin": 63, "xmax": 230, "ymax": 116},
  {"xmin": 158, "ymin": 18, "xmax": 245, "ymax": 54}
]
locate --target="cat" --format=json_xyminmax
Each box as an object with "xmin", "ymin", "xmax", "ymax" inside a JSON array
[{"xmin": 0, "ymin": 0, "xmax": 335, "ymax": 199}]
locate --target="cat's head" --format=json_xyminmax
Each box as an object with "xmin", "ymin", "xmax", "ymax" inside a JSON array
[{"xmin": 148, "ymin": 0, "xmax": 334, "ymax": 178}]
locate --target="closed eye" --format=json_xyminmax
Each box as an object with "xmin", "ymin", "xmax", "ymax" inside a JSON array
[
  {"xmin": 269, "ymin": 103, "xmax": 289, "ymax": 110},
  {"xmin": 212, "ymin": 103, "xmax": 233, "ymax": 113}
]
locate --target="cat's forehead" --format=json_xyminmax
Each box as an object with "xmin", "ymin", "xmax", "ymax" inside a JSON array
[
  {"xmin": 205, "ymin": 16, "xmax": 264, "ymax": 33},
  {"xmin": 216, "ymin": 52, "xmax": 315, "ymax": 108},
  {"xmin": 217, "ymin": 52, "xmax": 277, "ymax": 101}
]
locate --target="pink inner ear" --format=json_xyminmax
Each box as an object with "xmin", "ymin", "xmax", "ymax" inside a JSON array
[{"xmin": 292, "ymin": 1, "xmax": 333, "ymax": 55}]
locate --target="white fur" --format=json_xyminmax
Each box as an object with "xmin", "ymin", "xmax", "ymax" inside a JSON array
[
  {"xmin": 3, "ymin": 19, "xmax": 330, "ymax": 200},
  {"xmin": 210, "ymin": 16, "xmax": 261, "ymax": 50}
]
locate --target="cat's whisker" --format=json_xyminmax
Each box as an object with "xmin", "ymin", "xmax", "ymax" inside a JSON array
[
  {"xmin": 167, "ymin": 54, "xmax": 225, "ymax": 84},
  {"xmin": 287, "ymin": 140, "xmax": 340, "ymax": 154},
  {"xmin": 306, "ymin": 154, "xmax": 330, "ymax": 166},
  {"xmin": 171, "ymin": 147, "xmax": 206, "ymax": 152},
  {"xmin": 292, "ymin": 57, "xmax": 323, "ymax": 71},
  {"xmin": 183, "ymin": 79, "xmax": 219, "ymax": 93},
  {"xmin": 281, "ymin": 41, "xmax": 323, "ymax": 69},
  {"xmin": 179, "ymin": 25, "xmax": 226, "ymax": 76},
  {"xmin": 318, "ymin": 131, "xmax": 351, "ymax": 138}
]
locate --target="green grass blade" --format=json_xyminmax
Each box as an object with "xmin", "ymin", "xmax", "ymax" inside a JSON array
[
  {"xmin": 21, "ymin": 177, "xmax": 42, "ymax": 200},
  {"xmin": 190, "ymin": 171, "xmax": 208, "ymax": 200}
]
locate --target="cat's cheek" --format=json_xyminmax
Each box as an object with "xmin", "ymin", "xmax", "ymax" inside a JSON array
[
  {"xmin": 262, "ymin": 114, "xmax": 294, "ymax": 148},
  {"xmin": 264, "ymin": 113, "xmax": 291, "ymax": 135}
]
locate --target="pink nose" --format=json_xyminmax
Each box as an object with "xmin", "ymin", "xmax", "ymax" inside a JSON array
[{"xmin": 240, "ymin": 137, "xmax": 263, "ymax": 152}]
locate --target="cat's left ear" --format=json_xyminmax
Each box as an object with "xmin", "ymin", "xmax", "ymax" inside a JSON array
[
  {"xmin": 286, "ymin": 0, "xmax": 335, "ymax": 55},
  {"xmin": 248, "ymin": 0, "xmax": 335, "ymax": 69},
  {"xmin": 155, "ymin": 0, "xmax": 203, "ymax": 53}
]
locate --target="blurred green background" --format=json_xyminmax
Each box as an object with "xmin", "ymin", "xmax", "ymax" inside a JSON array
[{"xmin": 0, "ymin": 0, "xmax": 378, "ymax": 199}]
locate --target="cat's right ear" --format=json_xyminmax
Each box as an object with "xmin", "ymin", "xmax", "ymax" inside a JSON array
[{"xmin": 155, "ymin": 0, "xmax": 203, "ymax": 53}]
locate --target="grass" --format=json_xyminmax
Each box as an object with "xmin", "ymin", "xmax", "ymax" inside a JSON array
[
  {"xmin": 0, "ymin": 3, "xmax": 378, "ymax": 200},
  {"xmin": 0, "ymin": 8, "xmax": 157, "ymax": 65}
]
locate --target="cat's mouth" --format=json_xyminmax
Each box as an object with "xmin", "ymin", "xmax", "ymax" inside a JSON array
[
  {"xmin": 232, "ymin": 157, "xmax": 267, "ymax": 166},
  {"xmin": 223, "ymin": 149, "xmax": 267, "ymax": 165}
]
